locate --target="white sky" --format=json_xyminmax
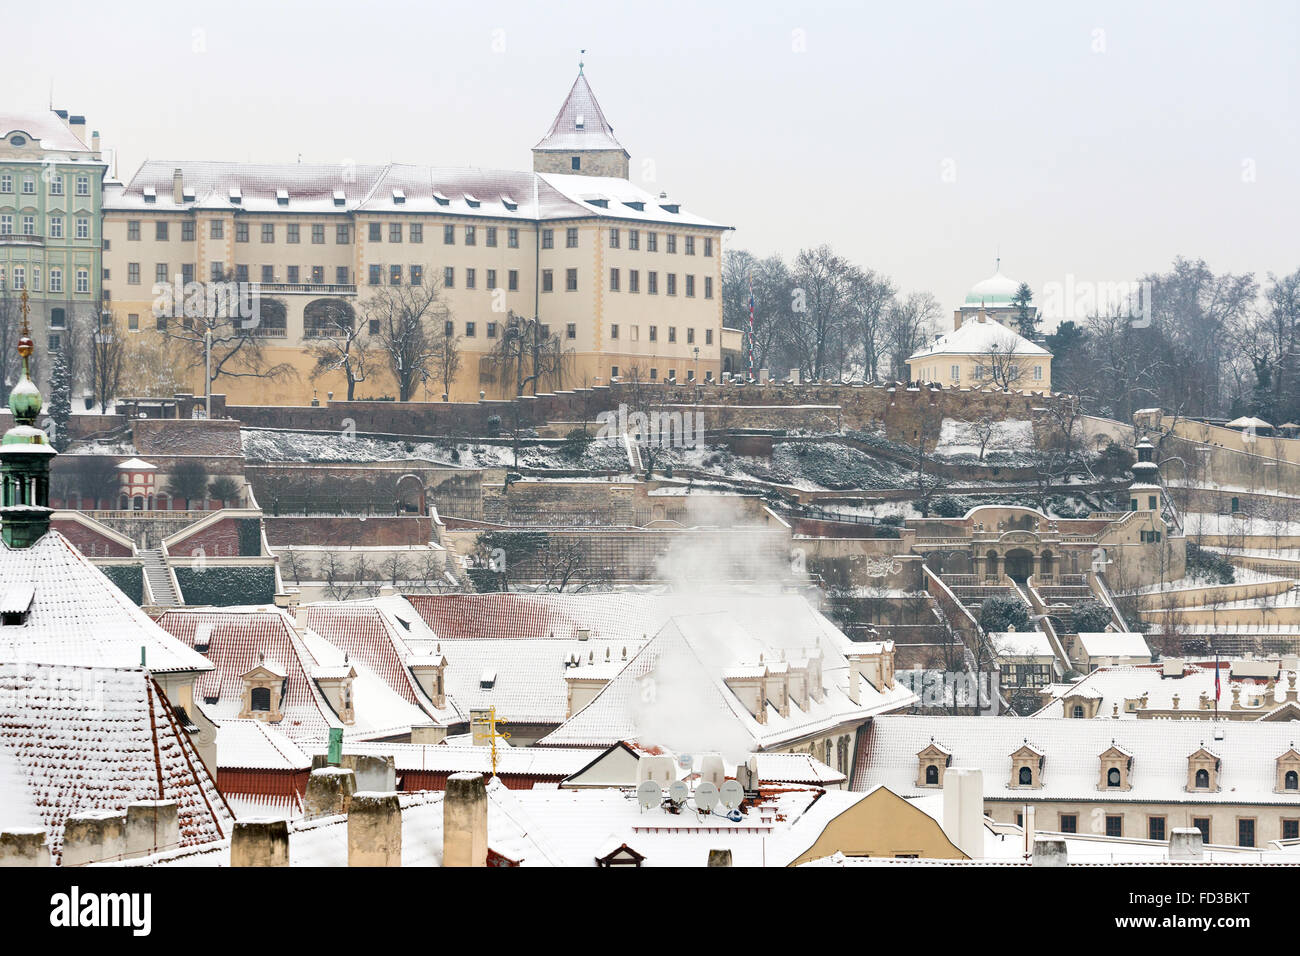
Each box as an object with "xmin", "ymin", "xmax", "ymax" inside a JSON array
[{"xmin": 5, "ymin": 0, "xmax": 1296, "ymax": 321}]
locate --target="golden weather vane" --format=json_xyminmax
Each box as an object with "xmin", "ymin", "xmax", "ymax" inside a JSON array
[{"xmin": 473, "ymin": 707, "xmax": 511, "ymax": 777}]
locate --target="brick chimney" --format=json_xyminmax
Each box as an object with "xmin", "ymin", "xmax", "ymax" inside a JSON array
[{"xmin": 172, "ymin": 168, "xmax": 184, "ymax": 205}]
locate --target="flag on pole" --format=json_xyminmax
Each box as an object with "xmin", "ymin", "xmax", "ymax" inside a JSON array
[{"xmin": 746, "ymin": 272, "xmax": 757, "ymax": 378}]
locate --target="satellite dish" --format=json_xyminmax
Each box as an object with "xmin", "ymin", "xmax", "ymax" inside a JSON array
[
  {"xmin": 636, "ymin": 780, "xmax": 662, "ymax": 810},
  {"xmin": 677, "ymin": 753, "xmax": 694, "ymax": 770},
  {"xmin": 668, "ymin": 780, "xmax": 689, "ymax": 805},
  {"xmin": 695, "ymin": 781, "xmax": 719, "ymax": 812},
  {"xmin": 719, "ymin": 779, "xmax": 745, "ymax": 810}
]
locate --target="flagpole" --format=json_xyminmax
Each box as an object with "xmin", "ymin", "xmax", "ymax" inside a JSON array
[{"xmin": 746, "ymin": 271, "xmax": 757, "ymax": 380}]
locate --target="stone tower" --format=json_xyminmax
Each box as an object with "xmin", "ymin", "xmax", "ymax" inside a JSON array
[{"xmin": 532, "ymin": 66, "xmax": 630, "ymax": 179}]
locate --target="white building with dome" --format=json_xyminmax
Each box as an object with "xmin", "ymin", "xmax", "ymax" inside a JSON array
[{"xmin": 955, "ymin": 265, "xmax": 1038, "ymax": 333}]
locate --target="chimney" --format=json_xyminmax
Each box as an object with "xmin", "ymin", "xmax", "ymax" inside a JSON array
[
  {"xmin": 273, "ymin": 590, "xmax": 301, "ymax": 613},
  {"xmin": 1169, "ymin": 827, "xmax": 1204, "ymax": 861},
  {"xmin": 847, "ymin": 656, "xmax": 861, "ymax": 705},
  {"xmin": 67, "ymin": 114, "xmax": 87, "ymax": 145},
  {"xmin": 0, "ymin": 829, "xmax": 51, "ymax": 867},
  {"xmin": 348, "ymin": 792, "xmax": 402, "ymax": 867},
  {"xmin": 636, "ymin": 752, "xmax": 675, "ymax": 786},
  {"xmin": 124, "ymin": 800, "xmax": 180, "ymax": 859},
  {"xmin": 172, "ymin": 168, "xmax": 184, "ymax": 205},
  {"xmin": 953, "ymin": 309, "xmax": 963, "ymax": 330},
  {"xmin": 1162, "ymin": 658, "xmax": 1185, "ymax": 678},
  {"xmin": 699, "ymin": 753, "xmax": 726, "ymax": 789},
  {"xmin": 707, "ymin": 848, "xmax": 733, "ymax": 867},
  {"xmin": 304, "ymin": 767, "xmax": 356, "ymax": 819},
  {"xmin": 443, "ymin": 772, "xmax": 488, "ymax": 867},
  {"xmin": 1031, "ymin": 835, "xmax": 1068, "ymax": 867},
  {"xmin": 941, "ymin": 768, "xmax": 984, "ymax": 859},
  {"xmin": 62, "ymin": 810, "xmax": 126, "ymax": 866},
  {"xmin": 91, "ymin": 130, "xmax": 100, "ymax": 152},
  {"xmin": 231, "ymin": 819, "xmax": 290, "ymax": 867}
]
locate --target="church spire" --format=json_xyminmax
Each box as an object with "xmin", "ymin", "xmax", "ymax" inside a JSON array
[
  {"xmin": 1, "ymin": 288, "xmax": 57, "ymax": 548},
  {"xmin": 532, "ymin": 64, "xmax": 630, "ymax": 179}
]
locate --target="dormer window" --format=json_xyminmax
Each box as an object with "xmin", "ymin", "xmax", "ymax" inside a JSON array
[
  {"xmin": 1187, "ymin": 747, "xmax": 1220, "ymax": 792},
  {"xmin": 925, "ymin": 765, "xmax": 939, "ymax": 785},
  {"xmin": 1107, "ymin": 768, "xmax": 1121, "ymax": 787},
  {"xmin": 1276, "ymin": 748, "xmax": 1300, "ymax": 793},
  {"xmin": 229, "ymin": 186, "xmax": 242, "ymax": 204},
  {"xmin": 332, "ymin": 189, "xmax": 345, "ymax": 206},
  {"xmin": 1287, "ymin": 771, "xmax": 1299, "ymax": 791},
  {"xmin": 575, "ymin": 114, "xmax": 585, "ymax": 130},
  {"xmin": 250, "ymin": 686, "xmax": 271, "ymax": 711},
  {"xmin": 1072, "ymin": 705, "xmax": 1084, "ymax": 718},
  {"xmin": 1010, "ymin": 743, "xmax": 1044, "ymax": 789},
  {"xmin": 276, "ymin": 188, "xmax": 289, "ymax": 205},
  {"xmin": 916, "ymin": 741, "xmax": 952, "ymax": 788},
  {"xmin": 1098, "ymin": 744, "xmax": 1133, "ymax": 791}
]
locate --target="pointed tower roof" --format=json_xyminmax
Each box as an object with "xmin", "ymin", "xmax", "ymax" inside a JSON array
[
  {"xmin": 533, "ymin": 71, "xmax": 628, "ymax": 155},
  {"xmin": 1, "ymin": 289, "xmax": 57, "ymax": 548}
]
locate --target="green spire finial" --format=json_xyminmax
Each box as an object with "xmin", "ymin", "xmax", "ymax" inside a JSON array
[{"xmin": 1, "ymin": 287, "xmax": 57, "ymax": 547}]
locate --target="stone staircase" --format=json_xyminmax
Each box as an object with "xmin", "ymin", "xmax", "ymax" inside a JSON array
[{"xmin": 140, "ymin": 550, "xmax": 181, "ymax": 606}]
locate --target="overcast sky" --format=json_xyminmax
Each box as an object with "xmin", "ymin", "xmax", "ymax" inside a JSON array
[{"xmin": 7, "ymin": 0, "xmax": 1296, "ymax": 322}]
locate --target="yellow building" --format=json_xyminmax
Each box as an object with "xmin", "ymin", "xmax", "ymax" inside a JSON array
[
  {"xmin": 101, "ymin": 69, "xmax": 730, "ymax": 405},
  {"xmin": 906, "ymin": 312, "xmax": 1052, "ymax": 391}
]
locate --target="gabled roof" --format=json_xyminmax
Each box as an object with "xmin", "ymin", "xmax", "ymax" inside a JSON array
[
  {"xmin": 0, "ymin": 110, "xmax": 98, "ymax": 154},
  {"xmin": 908, "ymin": 317, "xmax": 1050, "ymax": 361},
  {"xmin": 0, "ymin": 662, "xmax": 231, "ymax": 861},
  {"xmin": 533, "ymin": 72, "xmax": 627, "ymax": 155},
  {"xmin": 0, "ymin": 532, "xmax": 213, "ymax": 674}
]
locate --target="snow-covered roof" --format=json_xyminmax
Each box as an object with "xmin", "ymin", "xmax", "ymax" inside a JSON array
[
  {"xmin": 1075, "ymin": 632, "xmax": 1151, "ymax": 659},
  {"xmin": 533, "ymin": 71, "xmax": 627, "ymax": 154},
  {"xmin": 0, "ymin": 662, "xmax": 231, "ymax": 862},
  {"xmin": 991, "ymin": 631, "xmax": 1057, "ymax": 659},
  {"xmin": 1033, "ymin": 664, "xmax": 1296, "ymax": 719},
  {"xmin": 216, "ymin": 718, "xmax": 312, "ymax": 771},
  {"xmin": 963, "ymin": 269, "xmax": 1024, "ymax": 308},
  {"xmin": 539, "ymin": 602, "xmax": 916, "ymax": 752},
  {"xmin": 0, "ymin": 532, "xmax": 213, "ymax": 674},
  {"xmin": 854, "ymin": 715, "xmax": 1300, "ymax": 806},
  {"xmin": 908, "ymin": 317, "xmax": 1050, "ymax": 361},
  {"xmin": 105, "ymin": 160, "xmax": 723, "ymax": 229},
  {"xmin": 0, "ymin": 110, "xmax": 99, "ymax": 154}
]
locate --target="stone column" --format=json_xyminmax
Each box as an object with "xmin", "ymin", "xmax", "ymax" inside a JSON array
[
  {"xmin": 0, "ymin": 829, "xmax": 51, "ymax": 866},
  {"xmin": 348, "ymin": 792, "xmax": 402, "ymax": 867},
  {"xmin": 125, "ymin": 800, "xmax": 180, "ymax": 859},
  {"xmin": 231, "ymin": 819, "xmax": 290, "ymax": 867},
  {"xmin": 443, "ymin": 772, "xmax": 487, "ymax": 867},
  {"xmin": 62, "ymin": 810, "xmax": 127, "ymax": 866},
  {"xmin": 304, "ymin": 767, "xmax": 357, "ymax": 819}
]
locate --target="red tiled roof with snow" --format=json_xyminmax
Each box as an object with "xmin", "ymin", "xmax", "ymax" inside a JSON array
[
  {"xmin": 304, "ymin": 604, "xmax": 443, "ymax": 716},
  {"xmin": 155, "ymin": 608, "xmax": 340, "ymax": 745},
  {"xmin": 0, "ymin": 532, "xmax": 213, "ymax": 674},
  {"xmin": 0, "ymin": 662, "xmax": 231, "ymax": 861}
]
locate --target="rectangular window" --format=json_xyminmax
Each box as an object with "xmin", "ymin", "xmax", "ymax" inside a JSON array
[
  {"xmin": 389, "ymin": 223, "xmax": 402, "ymax": 243},
  {"xmin": 685, "ymin": 275, "xmax": 695, "ymax": 297},
  {"xmin": 667, "ymin": 274, "xmax": 677, "ymax": 296},
  {"xmin": 704, "ymin": 237, "xmax": 713, "ymax": 257},
  {"xmin": 951, "ymin": 365, "xmax": 960, "ymax": 381},
  {"xmin": 75, "ymin": 217, "xmax": 90, "ymax": 239},
  {"xmin": 648, "ymin": 271, "xmax": 658, "ymax": 295},
  {"xmin": 687, "ymin": 327, "xmax": 695, "ymax": 344},
  {"xmin": 410, "ymin": 223, "xmax": 423, "ymax": 243},
  {"xmin": 286, "ymin": 223, "xmax": 300, "ymax": 243},
  {"xmin": 465, "ymin": 321, "xmax": 476, "ymax": 337},
  {"xmin": 647, "ymin": 232, "xmax": 658, "ymax": 252},
  {"xmin": 237, "ymin": 222, "xmax": 249, "ymax": 242},
  {"xmin": 705, "ymin": 276, "xmax": 713, "ymax": 299},
  {"xmin": 286, "ymin": 265, "xmax": 298, "ymax": 283},
  {"xmin": 1193, "ymin": 818, "xmax": 1211, "ymax": 844},
  {"xmin": 566, "ymin": 227, "xmax": 579, "ymax": 248},
  {"xmin": 22, "ymin": 176, "xmax": 35, "ymax": 194},
  {"xmin": 444, "ymin": 266, "xmax": 454, "ymax": 288},
  {"xmin": 466, "ymin": 268, "xmax": 476, "ymax": 289},
  {"xmin": 705, "ymin": 329, "xmax": 713, "ymax": 345},
  {"xmin": 668, "ymin": 327, "xmax": 677, "ymax": 343},
  {"xmin": 666, "ymin": 234, "xmax": 677, "ymax": 254},
  {"xmin": 128, "ymin": 262, "xmax": 140, "ymax": 285},
  {"xmin": 0, "ymin": 173, "xmax": 9, "ymax": 192},
  {"xmin": 486, "ymin": 268, "xmax": 497, "ymax": 290},
  {"xmin": 368, "ymin": 264, "xmax": 381, "ymax": 285},
  {"xmin": 1105, "ymin": 816, "xmax": 1123, "ymax": 838},
  {"xmin": 609, "ymin": 228, "xmax": 620, "ymax": 249},
  {"xmin": 465, "ymin": 225, "xmax": 476, "ymax": 246},
  {"xmin": 1148, "ymin": 817, "xmax": 1166, "ymax": 841},
  {"xmin": 629, "ymin": 270, "xmax": 639, "ymax": 293},
  {"xmin": 21, "ymin": 215, "xmax": 35, "ymax": 236},
  {"xmin": 181, "ymin": 221, "xmax": 195, "ymax": 241},
  {"xmin": 76, "ymin": 175, "xmax": 90, "ymax": 197},
  {"xmin": 487, "ymin": 322, "xmax": 497, "ymax": 338},
  {"xmin": 127, "ymin": 220, "xmax": 141, "ymax": 240},
  {"xmin": 629, "ymin": 229, "xmax": 640, "ymax": 250},
  {"xmin": 211, "ymin": 220, "xmax": 224, "ymax": 239},
  {"xmin": 610, "ymin": 365, "xmax": 619, "ymax": 378},
  {"xmin": 368, "ymin": 223, "xmax": 382, "ymax": 242},
  {"xmin": 1239, "ymin": 819, "xmax": 1255, "ymax": 848},
  {"xmin": 542, "ymin": 229, "xmax": 554, "ymax": 249},
  {"xmin": 336, "ymin": 224, "xmax": 350, "ymax": 244},
  {"xmin": 155, "ymin": 263, "xmax": 168, "ymax": 284},
  {"xmin": 444, "ymin": 224, "xmax": 455, "ymax": 245},
  {"xmin": 128, "ymin": 313, "xmax": 139, "ymax": 331},
  {"xmin": 1059, "ymin": 814, "xmax": 1077, "ymax": 834},
  {"xmin": 182, "ymin": 264, "xmax": 195, "ymax": 284},
  {"xmin": 1284, "ymin": 820, "xmax": 1299, "ymax": 841},
  {"xmin": 508, "ymin": 227, "xmax": 519, "ymax": 248},
  {"xmin": 49, "ymin": 216, "xmax": 63, "ymax": 239},
  {"xmin": 610, "ymin": 324, "xmax": 619, "ymax": 340},
  {"xmin": 566, "ymin": 268, "xmax": 578, "ymax": 291},
  {"xmin": 49, "ymin": 269, "xmax": 62, "ymax": 292},
  {"xmin": 685, "ymin": 236, "xmax": 695, "ymax": 255},
  {"xmin": 486, "ymin": 226, "xmax": 497, "ymax": 247},
  {"xmin": 261, "ymin": 223, "xmax": 275, "ymax": 243},
  {"xmin": 262, "ymin": 265, "xmax": 274, "ymax": 283},
  {"xmin": 237, "ymin": 265, "xmax": 250, "ymax": 283},
  {"xmin": 542, "ymin": 269, "xmax": 553, "ymax": 293},
  {"xmin": 155, "ymin": 221, "xmax": 169, "ymax": 241},
  {"xmin": 390, "ymin": 265, "xmax": 402, "ymax": 285},
  {"xmin": 336, "ymin": 266, "xmax": 349, "ymax": 284},
  {"xmin": 610, "ymin": 268, "xmax": 620, "ymax": 292},
  {"xmin": 507, "ymin": 269, "xmax": 518, "ymax": 291},
  {"xmin": 566, "ymin": 323, "xmax": 577, "ymax": 340},
  {"xmin": 650, "ymin": 368, "xmax": 658, "ymax": 381},
  {"xmin": 411, "ymin": 264, "xmax": 423, "ymax": 286},
  {"xmin": 649, "ymin": 326, "xmax": 658, "ymax": 342},
  {"xmin": 312, "ymin": 223, "xmax": 325, "ymax": 244}
]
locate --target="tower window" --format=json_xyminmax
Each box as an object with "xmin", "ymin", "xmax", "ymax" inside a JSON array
[{"xmin": 571, "ymin": 156, "xmax": 581, "ymax": 171}]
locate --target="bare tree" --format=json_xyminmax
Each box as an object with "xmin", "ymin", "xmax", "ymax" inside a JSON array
[
  {"xmin": 884, "ymin": 291, "xmax": 941, "ymax": 380},
  {"xmin": 89, "ymin": 310, "xmax": 126, "ymax": 412},
  {"xmin": 485, "ymin": 310, "xmax": 570, "ymax": 396},
  {"xmin": 361, "ymin": 280, "xmax": 451, "ymax": 402},
  {"xmin": 430, "ymin": 325, "xmax": 463, "ymax": 401},
  {"xmin": 981, "ymin": 337, "xmax": 1026, "ymax": 389},
  {"xmin": 309, "ymin": 299, "xmax": 373, "ymax": 401}
]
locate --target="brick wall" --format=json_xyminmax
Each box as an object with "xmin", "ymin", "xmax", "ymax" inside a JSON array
[{"xmin": 264, "ymin": 516, "xmax": 434, "ymax": 547}]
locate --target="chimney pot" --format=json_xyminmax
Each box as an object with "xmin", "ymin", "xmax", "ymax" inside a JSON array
[{"xmin": 231, "ymin": 818, "xmax": 290, "ymax": 867}]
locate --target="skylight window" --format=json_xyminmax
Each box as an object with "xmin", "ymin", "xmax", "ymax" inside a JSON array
[
  {"xmin": 432, "ymin": 191, "xmax": 450, "ymax": 206},
  {"xmin": 229, "ymin": 186, "xmax": 242, "ymax": 204},
  {"xmin": 142, "ymin": 187, "xmax": 156, "ymax": 202},
  {"xmin": 392, "ymin": 188, "xmax": 405, "ymax": 204},
  {"xmin": 276, "ymin": 188, "xmax": 289, "ymax": 205},
  {"xmin": 332, "ymin": 189, "xmax": 345, "ymax": 206},
  {"xmin": 575, "ymin": 114, "xmax": 585, "ymax": 129},
  {"xmin": 480, "ymin": 669, "xmax": 497, "ymax": 689}
]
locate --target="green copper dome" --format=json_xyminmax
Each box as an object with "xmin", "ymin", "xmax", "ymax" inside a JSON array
[{"xmin": 7, "ymin": 374, "xmax": 42, "ymax": 425}]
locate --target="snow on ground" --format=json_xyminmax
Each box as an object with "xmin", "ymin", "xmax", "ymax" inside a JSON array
[
  {"xmin": 934, "ymin": 418, "xmax": 1034, "ymax": 458},
  {"xmin": 1134, "ymin": 567, "xmax": 1293, "ymax": 594},
  {"xmin": 1183, "ymin": 512, "xmax": 1300, "ymax": 538}
]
